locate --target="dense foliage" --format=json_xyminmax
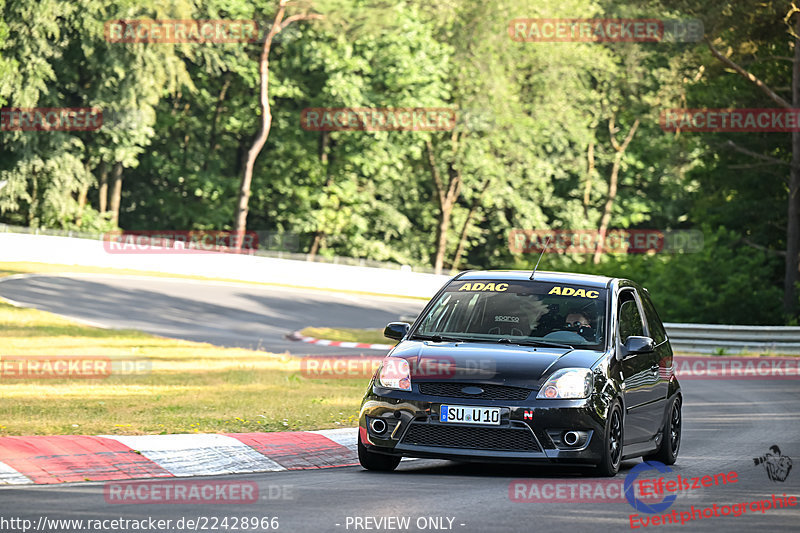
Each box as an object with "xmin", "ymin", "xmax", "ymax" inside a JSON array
[{"xmin": 0, "ymin": 0, "xmax": 796, "ymax": 324}]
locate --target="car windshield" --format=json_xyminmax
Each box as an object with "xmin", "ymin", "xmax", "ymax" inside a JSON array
[{"xmin": 413, "ymin": 279, "xmax": 607, "ymax": 350}]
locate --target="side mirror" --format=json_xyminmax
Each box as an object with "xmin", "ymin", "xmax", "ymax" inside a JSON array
[
  {"xmin": 384, "ymin": 322, "xmax": 410, "ymax": 341},
  {"xmin": 622, "ymin": 335, "xmax": 655, "ymax": 357}
]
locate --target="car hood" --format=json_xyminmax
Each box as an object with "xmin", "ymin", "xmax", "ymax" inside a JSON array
[{"xmin": 387, "ymin": 340, "xmax": 604, "ymax": 389}]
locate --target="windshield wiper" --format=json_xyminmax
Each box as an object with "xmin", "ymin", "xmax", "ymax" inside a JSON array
[
  {"xmin": 410, "ymin": 334, "xmax": 572, "ymax": 349},
  {"xmin": 496, "ymin": 338, "xmax": 573, "ymax": 350},
  {"xmin": 410, "ymin": 333, "xmax": 467, "ymax": 343}
]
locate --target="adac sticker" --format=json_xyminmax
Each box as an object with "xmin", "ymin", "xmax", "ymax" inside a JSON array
[
  {"xmin": 548, "ymin": 286, "xmax": 599, "ymax": 298},
  {"xmin": 457, "ymin": 282, "xmax": 508, "ymax": 292}
]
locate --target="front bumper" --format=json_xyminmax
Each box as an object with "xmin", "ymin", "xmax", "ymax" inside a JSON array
[{"xmin": 359, "ymin": 382, "xmax": 611, "ymax": 466}]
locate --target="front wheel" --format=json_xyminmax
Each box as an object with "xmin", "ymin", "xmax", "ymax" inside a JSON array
[
  {"xmin": 644, "ymin": 396, "xmax": 681, "ymax": 465},
  {"xmin": 595, "ymin": 400, "xmax": 623, "ymax": 477},
  {"xmin": 358, "ymin": 431, "xmax": 401, "ymax": 471}
]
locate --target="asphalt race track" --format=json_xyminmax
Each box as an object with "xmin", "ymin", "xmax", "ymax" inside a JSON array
[
  {"xmin": 1, "ymin": 380, "xmax": 798, "ymax": 532},
  {"xmin": 1, "ymin": 274, "xmax": 799, "ymax": 532},
  {"xmin": 0, "ymin": 273, "xmax": 425, "ymax": 355}
]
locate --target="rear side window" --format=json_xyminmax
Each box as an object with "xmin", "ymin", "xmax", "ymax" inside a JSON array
[
  {"xmin": 618, "ymin": 292, "xmax": 645, "ymax": 341},
  {"xmin": 640, "ymin": 291, "xmax": 667, "ymax": 345}
]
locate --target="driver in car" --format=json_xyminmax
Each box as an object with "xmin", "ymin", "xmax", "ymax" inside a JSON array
[
  {"xmin": 564, "ymin": 309, "xmax": 595, "ymax": 341},
  {"xmin": 565, "ymin": 312, "xmax": 591, "ymax": 329}
]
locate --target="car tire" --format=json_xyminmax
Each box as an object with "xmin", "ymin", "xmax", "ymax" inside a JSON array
[
  {"xmin": 595, "ymin": 400, "xmax": 623, "ymax": 477},
  {"xmin": 644, "ymin": 396, "xmax": 681, "ymax": 466},
  {"xmin": 358, "ymin": 431, "xmax": 401, "ymax": 471}
]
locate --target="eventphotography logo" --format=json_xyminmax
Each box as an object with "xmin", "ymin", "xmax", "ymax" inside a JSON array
[{"xmin": 753, "ymin": 445, "xmax": 793, "ymax": 482}]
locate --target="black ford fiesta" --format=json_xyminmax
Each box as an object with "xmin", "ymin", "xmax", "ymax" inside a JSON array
[{"xmin": 358, "ymin": 270, "xmax": 681, "ymax": 476}]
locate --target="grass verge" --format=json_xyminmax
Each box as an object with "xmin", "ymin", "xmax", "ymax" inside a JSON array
[
  {"xmin": 0, "ymin": 265, "xmax": 370, "ymax": 436},
  {"xmin": 300, "ymin": 327, "xmax": 390, "ymax": 345}
]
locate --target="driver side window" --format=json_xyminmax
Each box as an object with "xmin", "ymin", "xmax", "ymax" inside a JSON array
[{"xmin": 618, "ymin": 292, "xmax": 645, "ymax": 342}]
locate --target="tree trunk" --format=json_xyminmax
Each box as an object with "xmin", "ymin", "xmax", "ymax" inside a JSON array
[
  {"xmin": 203, "ymin": 74, "xmax": 231, "ymax": 172},
  {"xmin": 427, "ymin": 140, "xmax": 462, "ymax": 274},
  {"xmin": 452, "ymin": 179, "xmax": 491, "ymax": 270},
  {"xmin": 583, "ymin": 139, "xmax": 595, "ymax": 214},
  {"xmin": 182, "ymin": 131, "xmax": 190, "ymax": 171},
  {"xmin": 109, "ymin": 162, "xmax": 123, "ymax": 226},
  {"xmin": 308, "ymin": 131, "xmax": 330, "ymax": 260},
  {"xmin": 29, "ymin": 171, "xmax": 38, "ymax": 226},
  {"xmin": 76, "ymin": 182, "xmax": 89, "ymax": 227},
  {"xmin": 308, "ymin": 233, "xmax": 323, "ymax": 258},
  {"xmin": 706, "ymin": 27, "xmax": 799, "ymax": 317},
  {"xmin": 98, "ymin": 162, "xmax": 108, "ymax": 214},
  {"xmin": 593, "ymin": 116, "xmax": 639, "ymax": 264},
  {"xmin": 434, "ymin": 206, "xmax": 452, "ymax": 274},
  {"xmin": 233, "ymin": 2, "xmax": 322, "ymax": 246},
  {"xmin": 786, "ymin": 13, "xmax": 800, "ymax": 316}
]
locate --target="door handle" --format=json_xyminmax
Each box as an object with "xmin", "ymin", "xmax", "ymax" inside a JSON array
[{"xmin": 650, "ymin": 364, "xmax": 659, "ymax": 374}]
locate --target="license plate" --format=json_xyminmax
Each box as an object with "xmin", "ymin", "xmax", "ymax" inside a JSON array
[{"xmin": 439, "ymin": 405, "xmax": 501, "ymax": 425}]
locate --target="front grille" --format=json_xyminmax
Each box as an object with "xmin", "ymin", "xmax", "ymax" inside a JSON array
[
  {"xmin": 417, "ymin": 382, "xmax": 531, "ymax": 401},
  {"xmin": 401, "ymin": 422, "xmax": 540, "ymax": 451}
]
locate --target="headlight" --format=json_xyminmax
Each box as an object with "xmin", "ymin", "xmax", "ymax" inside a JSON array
[
  {"xmin": 378, "ymin": 357, "xmax": 411, "ymax": 391},
  {"xmin": 536, "ymin": 368, "xmax": 593, "ymax": 399}
]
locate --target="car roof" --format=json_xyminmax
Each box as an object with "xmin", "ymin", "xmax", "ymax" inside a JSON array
[{"xmin": 456, "ymin": 270, "xmax": 615, "ymax": 289}]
